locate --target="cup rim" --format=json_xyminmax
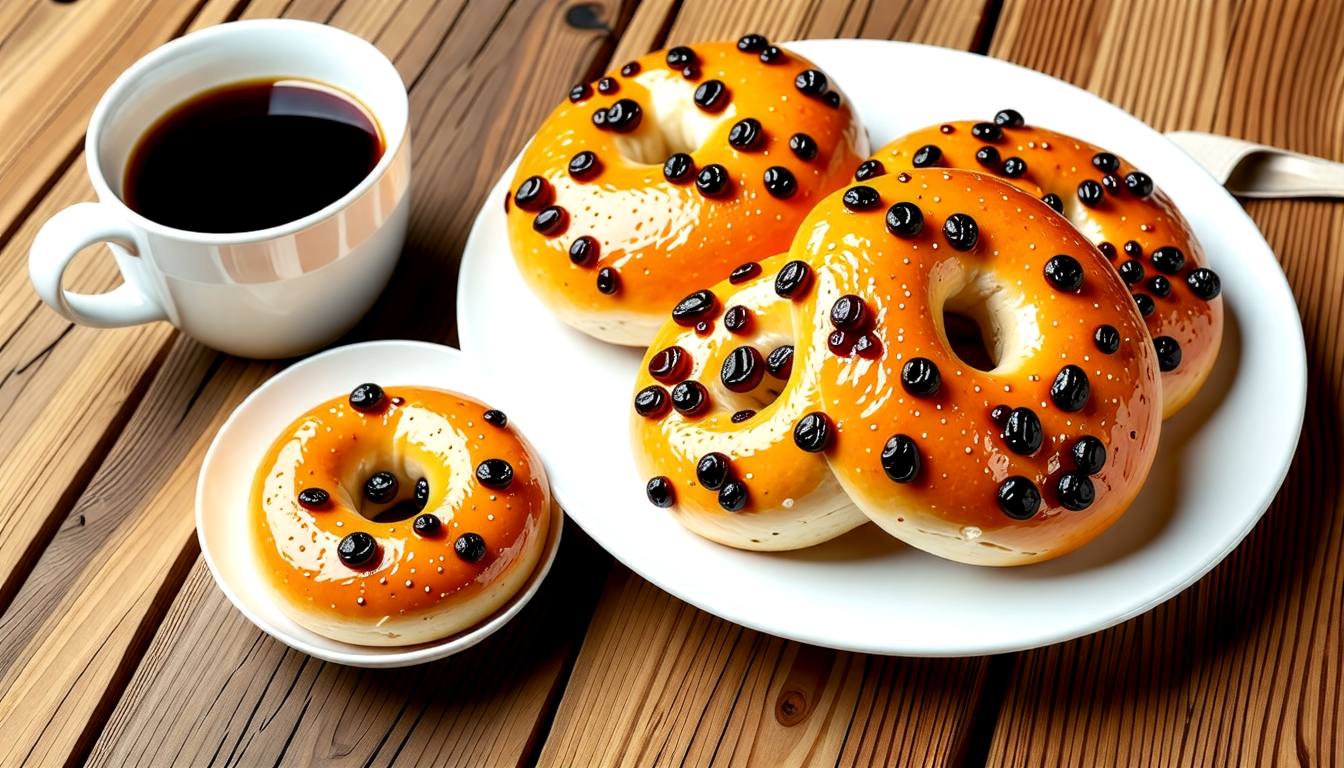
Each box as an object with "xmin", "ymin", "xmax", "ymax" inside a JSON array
[{"xmin": 85, "ymin": 19, "xmax": 410, "ymax": 246}]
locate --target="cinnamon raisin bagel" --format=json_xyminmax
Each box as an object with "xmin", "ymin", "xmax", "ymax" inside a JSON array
[
  {"xmin": 251, "ymin": 384, "xmax": 551, "ymax": 645},
  {"xmin": 868, "ymin": 111, "xmax": 1222, "ymax": 417},
  {"xmin": 508, "ymin": 35, "xmax": 868, "ymax": 345}
]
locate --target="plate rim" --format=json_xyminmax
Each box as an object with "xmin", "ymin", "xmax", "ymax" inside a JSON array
[{"xmin": 458, "ymin": 39, "xmax": 1307, "ymax": 656}]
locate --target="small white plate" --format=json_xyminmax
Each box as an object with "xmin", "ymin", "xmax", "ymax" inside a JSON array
[
  {"xmin": 197, "ymin": 340, "xmax": 563, "ymax": 668},
  {"xmin": 457, "ymin": 40, "xmax": 1306, "ymax": 655}
]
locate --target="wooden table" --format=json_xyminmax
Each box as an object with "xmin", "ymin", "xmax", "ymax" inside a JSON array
[{"xmin": 0, "ymin": 0, "xmax": 1337, "ymax": 765}]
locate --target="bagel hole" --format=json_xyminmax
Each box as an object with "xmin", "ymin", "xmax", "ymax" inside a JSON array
[
  {"xmin": 368, "ymin": 500, "xmax": 423, "ymax": 524},
  {"xmin": 351, "ymin": 470, "xmax": 425, "ymax": 524},
  {"xmin": 939, "ymin": 273, "xmax": 1006, "ymax": 372},
  {"xmin": 732, "ymin": 381, "xmax": 785, "ymax": 412},
  {"xmin": 611, "ymin": 78, "xmax": 716, "ymax": 165},
  {"xmin": 942, "ymin": 311, "xmax": 997, "ymax": 371},
  {"xmin": 713, "ymin": 375, "xmax": 787, "ymax": 416},
  {"xmin": 713, "ymin": 339, "xmax": 793, "ymax": 416}
]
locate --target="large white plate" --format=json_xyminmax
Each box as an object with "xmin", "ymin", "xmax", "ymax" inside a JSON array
[{"xmin": 457, "ymin": 40, "xmax": 1306, "ymax": 655}]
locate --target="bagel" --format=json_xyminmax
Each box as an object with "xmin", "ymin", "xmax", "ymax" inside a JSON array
[
  {"xmin": 633, "ymin": 169, "xmax": 1164, "ymax": 565},
  {"xmin": 251, "ymin": 384, "xmax": 550, "ymax": 645},
  {"xmin": 507, "ymin": 35, "xmax": 868, "ymax": 345},
  {"xmin": 868, "ymin": 112, "xmax": 1222, "ymax": 417}
]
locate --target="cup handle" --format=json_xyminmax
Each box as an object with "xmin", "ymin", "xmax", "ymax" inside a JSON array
[{"xmin": 28, "ymin": 202, "xmax": 167, "ymax": 328}]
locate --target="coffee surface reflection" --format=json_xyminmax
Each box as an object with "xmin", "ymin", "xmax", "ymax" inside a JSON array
[{"xmin": 124, "ymin": 77, "xmax": 383, "ymax": 233}]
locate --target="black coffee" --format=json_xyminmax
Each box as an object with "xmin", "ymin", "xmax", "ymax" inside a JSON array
[{"xmin": 124, "ymin": 78, "xmax": 382, "ymax": 233}]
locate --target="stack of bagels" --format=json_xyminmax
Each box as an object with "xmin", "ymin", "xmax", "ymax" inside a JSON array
[{"xmin": 506, "ymin": 36, "xmax": 1223, "ymax": 566}]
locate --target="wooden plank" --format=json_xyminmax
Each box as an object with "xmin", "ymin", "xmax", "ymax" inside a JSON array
[
  {"xmin": 536, "ymin": 567, "xmax": 989, "ymax": 768},
  {"xmin": 0, "ymin": 167, "xmax": 177, "ymax": 628},
  {"xmin": 41, "ymin": 1, "xmax": 633, "ymax": 766},
  {"xmin": 609, "ymin": 0, "xmax": 677, "ymax": 62},
  {"xmin": 0, "ymin": 0, "xmax": 461, "ymax": 666},
  {"xmin": 0, "ymin": 0, "xmax": 250, "ymax": 494},
  {"xmin": 0, "ymin": 0, "xmax": 432, "ymax": 762},
  {"xmin": 538, "ymin": 568, "xmax": 865, "ymax": 767},
  {"xmin": 0, "ymin": 0, "xmax": 253, "ymax": 645},
  {"xmin": 989, "ymin": 0, "xmax": 1233, "ymax": 132},
  {"xmin": 87, "ymin": 525, "xmax": 612, "ymax": 768},
  {"xmin": 983, "ymin": 0, "xmax": 1344, "ymax": 765},
  {"xmin": 237, "ymin": 0, "xmax": 294, "ymax": 20},
  {"xmin": 0, "ymin": 0, "xmax": 588, "ymax": 626},
  {"xmin": 612, "ymin": 0, "xmax": 989, "ymax": 62},
  {"xmin": 536, "ymin": 3, "xmax": 1004, "ymax": 766},
  {"xmin": 362, "ymin": 0, "xmax": 466, "ymax": 85},
  {"xmin": 0, "ymin": 1, "xmax": 46, "ymax": 61},
  {"xmin": 0, "ymin": 0, "xmax": 247, "ymax": 247},
  {"xmin": 0, "ymin": 351, "xmax": 269, "ymax": 768}
]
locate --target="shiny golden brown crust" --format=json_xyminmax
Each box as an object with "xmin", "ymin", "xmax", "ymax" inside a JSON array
[
  {"xmin": 251, "ymin": 387, "xmax": 549, "ymax": 646},
  {"xmin": 630, "ymin": 254, "xmax": 867, "ymax": 550},
  {"xmin": 791, "ymin": 170, "xmax": 1163, "ymax": 565},
  {"xmin": 508, "ymin": 39, "xmax": 867, "ymax": 345},
  {"xmin": 632, "ymin": 170, "xmax": 1164, "ymax": 565},
  {"xmin": 869, "ymin": 117, "xmax": 1223, "ymax": 418}
]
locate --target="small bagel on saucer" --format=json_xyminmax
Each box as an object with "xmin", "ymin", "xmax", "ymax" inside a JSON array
[{"xmin": 251, "ymin": 384, "xmax": 550, "ymax": 646}]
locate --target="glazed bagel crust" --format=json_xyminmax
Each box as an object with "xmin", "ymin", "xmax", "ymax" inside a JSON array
[
  {"xmin": 508, "ymin": 38, "xmax": 867, "ymax": 346},
  {"xmin": 870, "ymin": 119, "xmax": 1223, "ymax": 417},
  {"xmin": 789, "ymin": 170, "xmax": 1163, "ymax": 565},
  {"xmin": 251, "ymin": 388, "xmax": 550, "ymax": 646},
  {"xmin": 630, "ymin": 253, "xmax": 866, "ymax": 550}
]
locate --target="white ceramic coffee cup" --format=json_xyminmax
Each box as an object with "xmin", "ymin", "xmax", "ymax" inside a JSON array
[{"xmin": 28, "ymin": 20, "xmax": 411, "ymax": 359}]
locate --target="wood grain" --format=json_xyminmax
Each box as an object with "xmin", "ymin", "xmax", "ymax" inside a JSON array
[
  {"xmin": 84, "ymin": 1, "xmax": 999, "ymax": 763},
  {"xmin": 0, "ymin": 0, "xmax": 253, "ymax": 566},
  {"xmin": 0, "ymin": 0, "xmax": 244, "ymax": 247},
  {"xmin": 0, "ymin": 338, "xmax": 223, "ymax": 683},
  {"xmin": 0, "ymin": 347, "xmax": 270, "ymax": 767},
  {"xmin": 984, "ymin": 0, "xmax": 1344, "ymax": 764},
  {"xmin": 0, "ymin": 168, "xmax": 176, "ymax": 622},
  {"xmin": 88, "ymin": 525, "xmax": 613, "ymax": 768},
  {"xmin": 0, "ymin": 0, "xmax": 474, "ymax": 677},
  {"xmin": 536, "ymin": 567, "xmax": 990, "ymax": 768},
  {"xmin": 2, "ymin": 0, "xmax": 1338, "ymax": 766},
  {"xmin": 0, "ymin": 0, "xmax": 436, "ymax": 763},
  {"xmin": 990, "ymin": 0, "xmax": 1233, "ymax": 132},
  {"xmin": 0, "ymin": 0, "xmax": 255, "ymax": 639},
  {"xmin": 612, "ymin": 0, "xmax": 990, "ymax": 62}
]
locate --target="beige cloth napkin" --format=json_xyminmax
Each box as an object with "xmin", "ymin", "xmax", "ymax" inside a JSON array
[{"xmin": 1167, "ymin": 131, "xmax": 1344, "ymax": 198}]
